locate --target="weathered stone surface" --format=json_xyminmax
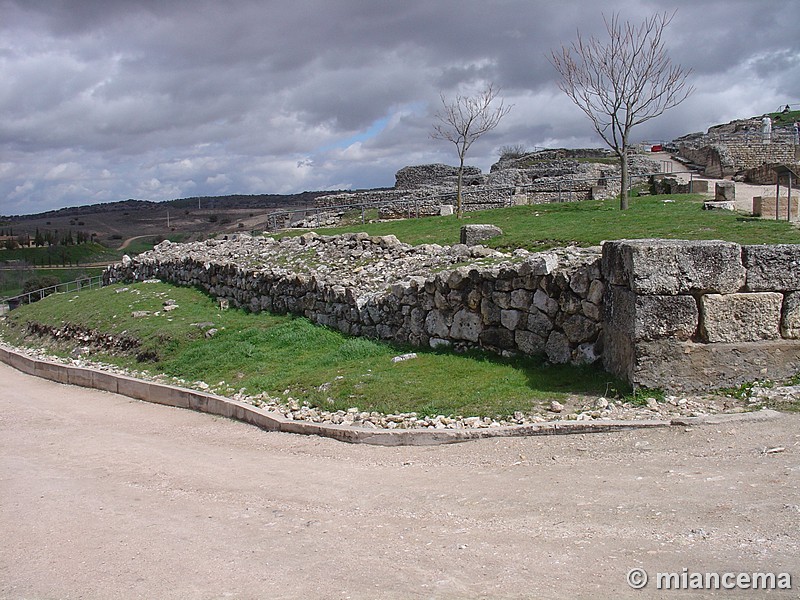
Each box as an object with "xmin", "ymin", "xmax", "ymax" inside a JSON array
[
  {"xmin": 715, "ymin": 180, "xmax": 735, "ymax": 201},
  {"xmin": 627, "ymin": 338, "xmax": 800, "ymax": 391},
  {"xmin": 781, "ymin": 291, "xmax": 800, "ymax": 338},
  {"xmin": 515, "ymin": 330, "xmax": 546, "ymax": 355},
  {"xmin": 700, "ymin": 292, "xmax": 782, "ymax": 342},
  {"xmin": 703, "ymin": 201, "xmax": 735, "ymax": 211},
  {"xmin": 744, "ymin": 244, "xmax": 800, "ymax": 291},
  {"xmin": 460, "ymin": 224, "xmax": 503, "ymax": 246},
  {"xmin": 545, "ymin": 331, "xmax": 570, "ymax": 364},
  {"xmin": 450, "ymin": 309, "xmax": 481, "ymax": 342},
  {"xmin": 562, "ymin": 314, "xmax": 599, "ymax": 344},
  {"xmin": 606, "ymin": 287, "xmax": 698, "ymax": 342},
  {"xmin": 425, "ymin": 310, "xmax": 450, "ymax": 338},
  {"xmin": 602, "ymin": 239, "xmax": 745, "ymax": 294}
]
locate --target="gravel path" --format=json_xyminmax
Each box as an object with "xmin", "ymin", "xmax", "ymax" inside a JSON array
[{"xmin": 1, "ymin": 361, "xmax": 798, "ymax": 599}]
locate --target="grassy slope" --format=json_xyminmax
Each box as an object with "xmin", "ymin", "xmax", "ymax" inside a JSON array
[
  {"xmin": 1, "ymin": 282, "xmax": 620, "ymax": 417},
  {"xmin": 5, "ymin": 194, "xmax": 800, "ymax": 415},
  {"xmin": 281, "ymin": 195, "xmax": 800, "ymax": 250}
]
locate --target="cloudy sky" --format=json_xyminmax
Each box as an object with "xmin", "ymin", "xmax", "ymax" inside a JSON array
[{"xmin": 2, "ymin": 0, "xmax": 799, "ymax": 216}]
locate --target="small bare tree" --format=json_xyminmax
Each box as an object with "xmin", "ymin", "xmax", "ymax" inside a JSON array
[
  {"xmin": 551, "ymin": 12, "xmax": 694, "ymax": 209},
  {"xmin": 431, "ymin": 84, "xmax": 511, "ymax": 218}
]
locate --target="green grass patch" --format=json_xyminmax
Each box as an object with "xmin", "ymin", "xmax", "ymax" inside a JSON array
[
  {"xmin": 279, "ymin": 195, "xmax": 800, "ymax": 251},
  {"xmin": 0, "ymin": 282, "xmax": 625, "ymax": 417}
]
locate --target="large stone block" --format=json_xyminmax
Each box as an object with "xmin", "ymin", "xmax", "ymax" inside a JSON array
[
  {"xmin": 605, "ymin": 286, "xmax": 698, "ymax": 342},
  {"xmin": 627, "ymin": 338, "xmax": 800, "ymax": 391},
  {"xmin": 450, "ymin": 309, "xmax": 482, "ymax": 342},
  {"xmin": 602, "ymin": 239, "xmax": 745, "ymax": 294},
  {"xmin": 781, "ymin": 291, "xmax": 800, "ymax": 338},
  {"xmin": 700, "ymin": 292, "xmax": 782, "ymax": 342},
  {"xmin": 744, "ymin": 244, "xmax": 800, "ymax": 291},
  {"xmin": 460, "ymin": 224, "xmax": 503, "ymax": 246}
]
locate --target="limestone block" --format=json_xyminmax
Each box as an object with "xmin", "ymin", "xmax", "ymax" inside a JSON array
[
  {"xmin": 515, "ymin": 330, "xmax": 546, "ymax": 355},
  {"xmin": 450, "ymin": 309, "xmax": 482, "ymax": 342},
  {"xmin": 700, "ymin": 292, "xmax": 782, "ymax": 342},
  {"xmin": 781, "ymin": 292, "xmax": 800, "ymax": 338},
  {"xmin": 510, "ymin": 289, "xmax": 533, "ymax": 310},
  {"xmin": 500, "ymin": 309, "xmax": 524, "ymax": 331},
  {"xmin": 744, "ymin": 244, "xmax": 800, "ymax": 291},
  {"xmin": 606, "ymin": 287, "xmax": 698, "ymax": 341},
  {"xmin": 586, "ymin": 279, "xmax": 604, "ymax": 305},
  {"xmin": 519, "ymin": 253, "xmax": 558, "ymax": 277},
  {"xmin": 562, "ymin": 314, "xmax": 600, "ymax": 344},
  {"xmin": 525, "ymin": 309, "xmax": 553, "ymax": 338},
  {"xmin": 545, "ymin": 331, "xmax": 571, "ymax": 364},
  {"xmin": 602, "ymin": 239, "xmax": 745, "ymax": 294},
  {"xmin": 424, "ymin": 310, "xmax": 450, "ymax": 338},
  {"xmin": 752, "ymin": 196, "xmax": 800, "ymax": 220},
  {"xmin": 715, "ymin": 181, "xmax": 735, "ymax": 201},
  {"xmin": 460, "ymin": 224, "xmax": 503, "ymax": 246},
  {"xmin": 533, "ymin": 289, "xmax": 559, "ymax": 316},
  {"xmin": 625, "ymin": 338, "xmax": 800, "ymax": 392},
  {"xmin": 439, "ymin": 204, "xmax": 454, "ymax": 216}
]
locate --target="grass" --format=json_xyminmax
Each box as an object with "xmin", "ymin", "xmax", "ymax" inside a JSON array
[
  {"xmin": 0, "ymin": 282, "xmax": 624, "ymax": 417},
  {"xmin": 281, "ymin": 195, "xmax": 800, "ymax": 251}
]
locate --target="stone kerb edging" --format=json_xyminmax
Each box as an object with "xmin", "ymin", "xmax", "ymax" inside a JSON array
[{"xmin": 0, "ymin": 344, "xmax": 672, "ymax": 446}]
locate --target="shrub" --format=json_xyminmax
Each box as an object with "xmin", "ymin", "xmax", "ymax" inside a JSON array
[
  {"xmin": 499, "ymin": 144, "xmax": 528, "ymax": 160},
  {"xmin": 21, "ymin": 275, "xmax": 61, "ymax": 302}
]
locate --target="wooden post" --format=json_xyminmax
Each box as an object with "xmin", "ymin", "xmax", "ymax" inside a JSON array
[
  {"xmin": 789, "ymin": 173, "xmax": 794, "ymax": 222},
  {"xmin": 776, "ymin": 180, "xmax": 780, "ymax": 221}
]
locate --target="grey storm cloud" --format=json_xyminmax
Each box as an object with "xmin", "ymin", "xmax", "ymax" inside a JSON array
[{"xmin": 1, "ymin": 0, "xmax": 799, "ymax": 214}]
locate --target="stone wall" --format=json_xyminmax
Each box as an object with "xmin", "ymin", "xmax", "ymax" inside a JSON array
[
  {"xmin": 104, "ymin": 235, "xmax": 605, "ymax": 366},
  {"xmin": 677, "ymin": 138, "xmax": 798, "ymax": 179},
  {"xmin": 602, "ymin": 240, "xmax": 800, "ymax": 391},
  {"xmin": 103, "ymin": 236, "xmax": 800, "ymax": 392}
]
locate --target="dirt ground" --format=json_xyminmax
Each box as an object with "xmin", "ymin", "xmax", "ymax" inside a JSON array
[{"xmin": 1, "ymin": 361, "xmax": 799, "ymax": 600}]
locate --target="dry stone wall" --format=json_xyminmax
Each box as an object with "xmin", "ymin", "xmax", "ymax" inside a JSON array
[
  {"xmin": 104, "ymin": 234, "xmax": 605, "ymax": 366},
  {"xmin": 103, "ymin": 235, "xmax": 800, "ymax": 391}
]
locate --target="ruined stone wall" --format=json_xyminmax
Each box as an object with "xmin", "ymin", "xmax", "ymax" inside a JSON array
[
  {"xmin": 103, "ymin": 236, "xmax": 800, "ymax": 391},
  {"xmin": 104, "ymin": 235, "xmax": 604, "ymax": 366},
  {"xmin": 678, "ymin": 139, "xmax": 798, "ymax": 178},
  {"xmin": 602, "ymin": 240, "xmax": 800, "ymax": 391}
]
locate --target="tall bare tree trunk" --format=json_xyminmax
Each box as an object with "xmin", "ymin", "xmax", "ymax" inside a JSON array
[
  {"xmin": 456, "ymin": 154, "xmax": 465, "ymax": 218},
  {"xmin": 619, "ymin": 151, "xmax": 629, "ymax": 210}
]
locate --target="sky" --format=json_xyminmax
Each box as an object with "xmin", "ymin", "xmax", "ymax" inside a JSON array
[{"xmin": 1, "ymin": 0, "xmax": 799, "ymax": 216}]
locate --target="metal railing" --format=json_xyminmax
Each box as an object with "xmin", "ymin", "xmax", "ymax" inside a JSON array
[{"xmin": 1, "ymin": 274, "xmax": 104, "ymax": 313}]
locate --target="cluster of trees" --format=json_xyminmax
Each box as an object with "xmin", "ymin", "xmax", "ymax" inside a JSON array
[{"xmin": 1, "ymin": 228, "xmax": 95, "ymax": 250}]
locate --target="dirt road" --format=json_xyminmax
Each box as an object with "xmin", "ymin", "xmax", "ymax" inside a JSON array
[{"xmin": 1, "ymin": 361, "xmax": 798, "ymax": 599}]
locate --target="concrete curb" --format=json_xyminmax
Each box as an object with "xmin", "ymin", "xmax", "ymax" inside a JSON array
[{"xmin": 0, "ymin": 344, "xmax": 751, "ymax": 446}]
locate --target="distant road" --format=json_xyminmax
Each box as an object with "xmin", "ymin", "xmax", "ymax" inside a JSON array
[{"xmin": 118, "ymin": 234, "xmax": 153, "ymax": 251}]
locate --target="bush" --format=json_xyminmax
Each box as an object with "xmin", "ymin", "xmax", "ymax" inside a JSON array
[
  {"xmin": 21, "ymin": 275, "xmax": 61, "ymax": 302},
  {"xmin": 499, "ymin": 144, "xmax": 528, "ymax": 160}
]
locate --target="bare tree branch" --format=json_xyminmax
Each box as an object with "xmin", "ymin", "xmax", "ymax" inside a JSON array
[
  {"xmin": 550, "ymin": 11, "xmax": 694, "ymax": 209},
  {"xmin": 431, "ymin": 84, "xmax": 512, "ymax": 218}
]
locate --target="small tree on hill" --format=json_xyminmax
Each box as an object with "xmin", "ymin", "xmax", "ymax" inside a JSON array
[
  {"xmin": 550, "ymin": 11, "xmax": 694, "ymax": 209},
  {"xmin": 431, "ymin": 84, "xmax": 511, "ymax": 218}
]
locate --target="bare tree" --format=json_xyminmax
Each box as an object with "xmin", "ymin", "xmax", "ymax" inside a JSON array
[
  {"xmin": 551, "ymin": 12, "xmax": 693, "ymax": 209},
  {"xmin": 431, "ymin": 84, "xmax": 511, "ymax": 218}
]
